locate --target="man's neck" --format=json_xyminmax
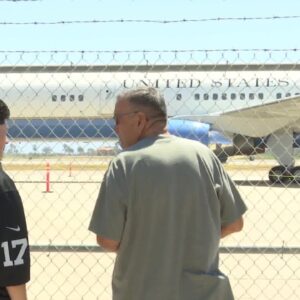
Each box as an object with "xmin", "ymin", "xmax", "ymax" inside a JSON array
[{"xmin": 142, "ymin": 119, "xmax": 168, "ymax": 137}]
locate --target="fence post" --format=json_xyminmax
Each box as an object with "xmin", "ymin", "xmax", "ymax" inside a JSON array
[
  {"xmin": 44, "ymin": 162, "xmax": 52, "ymax": 193},
  {"xmin": 69, "ymin": 162, "xmax": 72, "ymax": 177}
]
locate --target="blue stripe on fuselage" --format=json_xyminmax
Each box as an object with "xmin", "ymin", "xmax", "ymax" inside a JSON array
[
  {"xmin": 8, "ymin": 118, "xmax": 117, "ymax": 139},
  {"xmin": 7, "ymin": 118, "xmax": 300, "ymax": 148}
]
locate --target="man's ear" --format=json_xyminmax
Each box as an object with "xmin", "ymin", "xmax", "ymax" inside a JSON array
[{"xmin": 137, "ymin": 112, "xmax": 147, "ymax": 127}]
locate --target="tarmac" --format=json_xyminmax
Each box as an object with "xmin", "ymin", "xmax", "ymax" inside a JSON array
[{"xmin": 2, "ymin": 156, "xmax": 299, "ymax": 300}]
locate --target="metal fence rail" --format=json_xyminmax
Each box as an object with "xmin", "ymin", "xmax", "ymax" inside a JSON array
[{"xmin": 29, "ymin": 245, "xmax": 300, "ymax": 255}]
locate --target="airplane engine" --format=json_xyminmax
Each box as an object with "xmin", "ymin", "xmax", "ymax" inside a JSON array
[
  {"xmin": 213, "ymin": 134, "xmax": 266, "ymax": 163},
  {"xmin": 167, "ymin": 119, "xmax": 233, "ymax": 163},
  {"xmin": 167, "ymin": 119, "xmax": 211, "ymax": 145},
  {"xmin": 232, "ymin": 134, "xmax": 266, "ymax": 156}
]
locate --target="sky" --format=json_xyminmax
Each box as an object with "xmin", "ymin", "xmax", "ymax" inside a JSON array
[
  {"xmin": 2, "ymin": 0, "xmax": 300, "ymax": 153},
  {"xmin": 0, "ymin": 0, "xmax": 300, "ymax": 52}
]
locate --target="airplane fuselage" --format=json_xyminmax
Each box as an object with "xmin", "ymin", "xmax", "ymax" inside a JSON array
[
  {"xmin": 1, "ymin": 64, "xmax": 300, "ymax": 120},
  {"xmin": 2, "ymin": 64, "xmax": 300, "ymax": 183}
]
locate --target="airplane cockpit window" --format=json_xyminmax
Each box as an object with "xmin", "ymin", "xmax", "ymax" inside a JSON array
[
  {"xmin": 52, "ymin": 95, "xmax": 57, "ymax": 102},
  {"xmin": 194, "ymin": 93, "xmax": 200, "ymax": 100},
  {"xmin": 176, "ymin": 94, "xmax": 182, "ymax": 101},
  {"xmin": 204, "ymin": 93, "xmax": 209, "ymax": 100},
  {"xmin": 276, "ymin": 93, "xmax": 282, "ymax": 99},
  {"xmin": 258, "ymin": 93, "xmax": 264, "ymax": 100},
  {"xmin": 221, "ymin": 93, "xmax": 227, "ymax": 100},
  {"xmin": 286, "ymin": 93, "xmax": 291, "ymax": 97},
  {"xmin": 61, "ymin": 95, "xmax": 66, "ymax": 102},
  {"xmin": 213, "ymin": 93, "xmax": 218, "ymax": 100},
  {"xmin": 240, "ymin": 93, "xmax": 245, "ymax": 100},
  {"xmin": 70, "ymin": 95, "xmax": 75, "ymax": 102},
  {"xmin": 231, "ymin": 93, "xmax": 236, "ymax": 100},
  {"xmin": 249, "ymin": 93, "xmax": 255, "ymax": 100},
  {"xmin": 79, "ymin": 95, "xmax": 84, "ymax": 101}
]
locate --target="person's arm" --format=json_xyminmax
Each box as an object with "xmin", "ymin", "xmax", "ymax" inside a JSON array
[
  {"xmin": 96, "ymin": 236, "xmax": 120, "ymax": 252},
  {"xmin": 6, "ymin": 284, "xmax": 27, "ymax": 300},
  {"xmin": 89, "ymin": 158, "xmax": 127, "ymax": 253},
  {"xmin": 221, "ymin": 216, "xmax": 244, "ymax": 238}
]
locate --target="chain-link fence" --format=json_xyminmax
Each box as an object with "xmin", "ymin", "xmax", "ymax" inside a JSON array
[{"xmin": 1, "ymin": 50, "xmax": 299, "ymax": 299}]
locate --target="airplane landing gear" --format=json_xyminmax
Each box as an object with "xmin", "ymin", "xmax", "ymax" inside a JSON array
[
  {"xmin": 291, "ymin": 166, "xmax": 300, "ymax": 184},
  {"xmin": 269, "ymin": 165, "xmax": 300, "ymax": 184},
  {"xmin": 269, "ymin": 166, "xmax": 288, "ymax": 184}
]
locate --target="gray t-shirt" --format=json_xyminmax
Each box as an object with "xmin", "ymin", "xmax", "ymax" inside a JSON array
[{"xmin": 89, "ymin": 135, "xmax": 247, "ymax": 300}]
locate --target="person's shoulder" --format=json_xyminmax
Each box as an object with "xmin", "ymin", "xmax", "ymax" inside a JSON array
[
  {"xmin": 106, "ymin": 153, "xmax": 130, "ymax": 172},
  {"xmin": 173, "ymin": 136, "xmax": 221, "ymax": 167},
  {"xmin": 115, "ymin": 141, "xmax": 148, "ymax": 161},
  {"xmin": 173, "ymin": 135, "xmax": 206, "ymax": 147},
  {"xmin": 172, "ymin": 135, "xmax": 214, "ymax": 154},
  {"xmin": 0, "ymin": 169, "xmax": 16, "ymax": 193},
  {"xmin": 109, "ymin": 144, "xmax": 149, "ymax": 174},
  {"xmin": 111, "ymin": 150, "xmax": 137, "ymax": 168}
]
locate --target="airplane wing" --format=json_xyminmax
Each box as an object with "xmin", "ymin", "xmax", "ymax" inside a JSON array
[{"xmin": 171, "ymin": 95, "xmax": 300, "ymax": 137}]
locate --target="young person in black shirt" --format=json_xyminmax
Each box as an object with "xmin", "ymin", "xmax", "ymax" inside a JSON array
[{"xmin": 0, "ymin": 100, "xmax": 30, "ymax": 300}]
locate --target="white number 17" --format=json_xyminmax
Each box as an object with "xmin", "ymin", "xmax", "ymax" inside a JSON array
[{"xmin": 1, "ymin": 238, "xmax": 28, "ymax": 267}]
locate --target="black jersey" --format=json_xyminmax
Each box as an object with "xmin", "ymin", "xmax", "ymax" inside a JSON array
[{"xmin": 0, "ymin": 164, "xmax": 30, "ymax": 294}]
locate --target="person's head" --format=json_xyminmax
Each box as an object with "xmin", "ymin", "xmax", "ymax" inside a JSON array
[
  {"xmin": 114, "ymin": 87, "xmax": 168, "ymax": 149},
  {"xmin": 0, "ymin": 99, "xmax": 10, "ymax": 160}
]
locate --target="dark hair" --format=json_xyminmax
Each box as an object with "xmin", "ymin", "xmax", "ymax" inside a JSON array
[
  {"xmin": 0, "ymin": 99, "xmax": 10, "ymax": 125},
  {"xmin": 118, "ymin": 88, "xmax": 167, "ymax": 120}
]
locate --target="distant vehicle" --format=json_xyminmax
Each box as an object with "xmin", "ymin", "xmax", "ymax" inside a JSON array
[{"xmin": 1, "ymin": 64, "xmax": 300, "ymax": 183}]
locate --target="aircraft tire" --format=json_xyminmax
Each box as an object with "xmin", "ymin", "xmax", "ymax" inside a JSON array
[
  {"xmin": 291, "ymin": 166, "xmax": 300, "ymax": 184},
  {"xmin": 216, "ymin": 152, "xmax": 228, "ymax": 163},
  {"xmin": 268, "ymin": 166, "xmax": 289, "ymax": 184}
]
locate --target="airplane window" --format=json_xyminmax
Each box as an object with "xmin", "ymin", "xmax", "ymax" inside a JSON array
[
  {"xmin": 70, "ymin": 95, "xmax": 75, "ymax": 102},
  {"xmin": 276, "ymin": 93, "xmax": 282, "ymax": 99},
  {"xmin": 295, "ymin": 92, "xmax": 300, "ymax": 96},
  {"xmin": 240, "ymin": 93, "xmax": 245, "ymax": 100},
  {"xmin": 204, "ymin": 93, "xmax": 209, "ymax": 100},
  {"xmin": 286, "ymin": 93, "xmax": 291, "ymax": 97},
  {"xmin": 231, "ymin": 93, "xmax": 236, "ymax": 100},
  {"xmin": 61, "ymin": 95, "xmax": 66, "ymax": 102},
  {"xmin": 52, "ymin": 95, "xmax": 57, "ymax": 102},
  {"xmin": 258, "ymin": 93, "xmax": 264, "ymax": 100},
  {"xmin": 213, "ymin": 93, "xmax": 218, "ymax": 100},
  {"xmin": 221, "ymin": 93, "xmax": 227, "ymax": 100},
  {"xmin": 176, "ymin": 94, "xmax": 182, "ymax": 101},
  {"xmin": 194, "ymin": 93, "xmax": 200, "ymax": 100},
  {"xmin": 249, "ymin": 93, "xmax": 255, "ymax": 100},
  {"xmin": 79, "ymin": 95, "xmax": 84, "ymax": 101}
]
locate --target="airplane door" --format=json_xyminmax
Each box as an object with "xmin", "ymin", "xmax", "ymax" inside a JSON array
[{"xmin": 99, "ymin": 88, "xmax": 116, "ymax": 118}]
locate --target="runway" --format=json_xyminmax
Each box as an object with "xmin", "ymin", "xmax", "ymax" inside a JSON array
[{"xmin": 2, "ymin": 156, "xmax": 300, "ymax": 300}]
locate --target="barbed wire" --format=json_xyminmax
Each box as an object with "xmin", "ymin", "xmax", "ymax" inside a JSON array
[
  {"xmin": 0, "ymin": 16, "xmax": 300, "ymax": 25},
  {"xmin": 0, "ymin": 48, "xmax": 300, "ymax": 53},
  {"xmin": 0, "ymin": 0, "xmax": 40, "ymax": 2}
]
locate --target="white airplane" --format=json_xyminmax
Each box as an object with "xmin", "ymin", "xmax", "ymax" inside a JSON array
[{"xmin": 1, "ymin": 64, "xmax": 300, "ymax": 184}]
